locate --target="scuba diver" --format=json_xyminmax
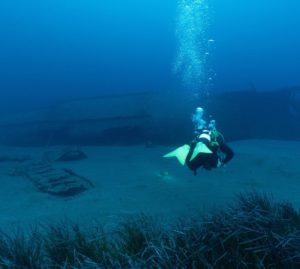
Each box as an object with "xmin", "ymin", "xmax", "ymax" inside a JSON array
[{"xmin": 164, "ymin": 107, "xmax": 234, "ymax": 175}]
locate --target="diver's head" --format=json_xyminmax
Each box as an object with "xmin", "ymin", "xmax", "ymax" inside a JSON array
[
  {"xmin": 192, "ymin": 107, "xmax": 206, "ymax": 131},
  {"xmin": 195, "ymin": 107, "xmax": 204, "ymax": 116}
]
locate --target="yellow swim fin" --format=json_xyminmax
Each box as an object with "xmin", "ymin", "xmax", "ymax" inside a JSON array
[
  {"xmin": 163, "ymin": 144, "xmax": 190, "ymax": 166},
  {"xmin": 190, "ymin": 142, "xmax": 212, "ymax": 161}
]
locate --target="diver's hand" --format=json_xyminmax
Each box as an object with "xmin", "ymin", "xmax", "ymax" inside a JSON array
[{"xmin": 217, "ymin": 159, "xmax": 224, "ymax": 168}]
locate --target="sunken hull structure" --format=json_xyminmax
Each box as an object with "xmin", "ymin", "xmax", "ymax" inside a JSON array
[{"xmin": 0, "ymin": 88, "xmax": 299, "ymax": 147}]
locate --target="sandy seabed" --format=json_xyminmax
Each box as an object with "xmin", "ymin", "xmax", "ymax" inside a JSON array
[{"xmin": 0, "ymin": 139, "xmax": 299, "ymax": 232}]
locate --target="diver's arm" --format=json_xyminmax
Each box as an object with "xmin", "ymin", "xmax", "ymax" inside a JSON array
[{"xmin": 219, "ymin": 143, "xmax": 234, "ymax": 164}]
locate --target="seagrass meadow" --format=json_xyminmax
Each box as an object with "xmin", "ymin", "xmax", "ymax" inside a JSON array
[{"xmin": 1, "ymin": 192, "xmax": 300, "ymax": 268}]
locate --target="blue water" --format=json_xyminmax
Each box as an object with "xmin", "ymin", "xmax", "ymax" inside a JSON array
[
  {"xmin": 0, "ymin": 0, "xmax": 300, "ymax": 247},
  {"xmin": 0, "ymin": 0, "xmax": 299, "ymax": 111}
]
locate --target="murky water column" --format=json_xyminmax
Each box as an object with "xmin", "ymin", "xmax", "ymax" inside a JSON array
[{"xmin": 174, "ymin": 0, "xmax": 213, "ymax": 96}]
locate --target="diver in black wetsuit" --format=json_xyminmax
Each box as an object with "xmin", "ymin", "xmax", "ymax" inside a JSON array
[{"xmin": 186, "ymin": 110, "xmax": 234, "ymax": 175}]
